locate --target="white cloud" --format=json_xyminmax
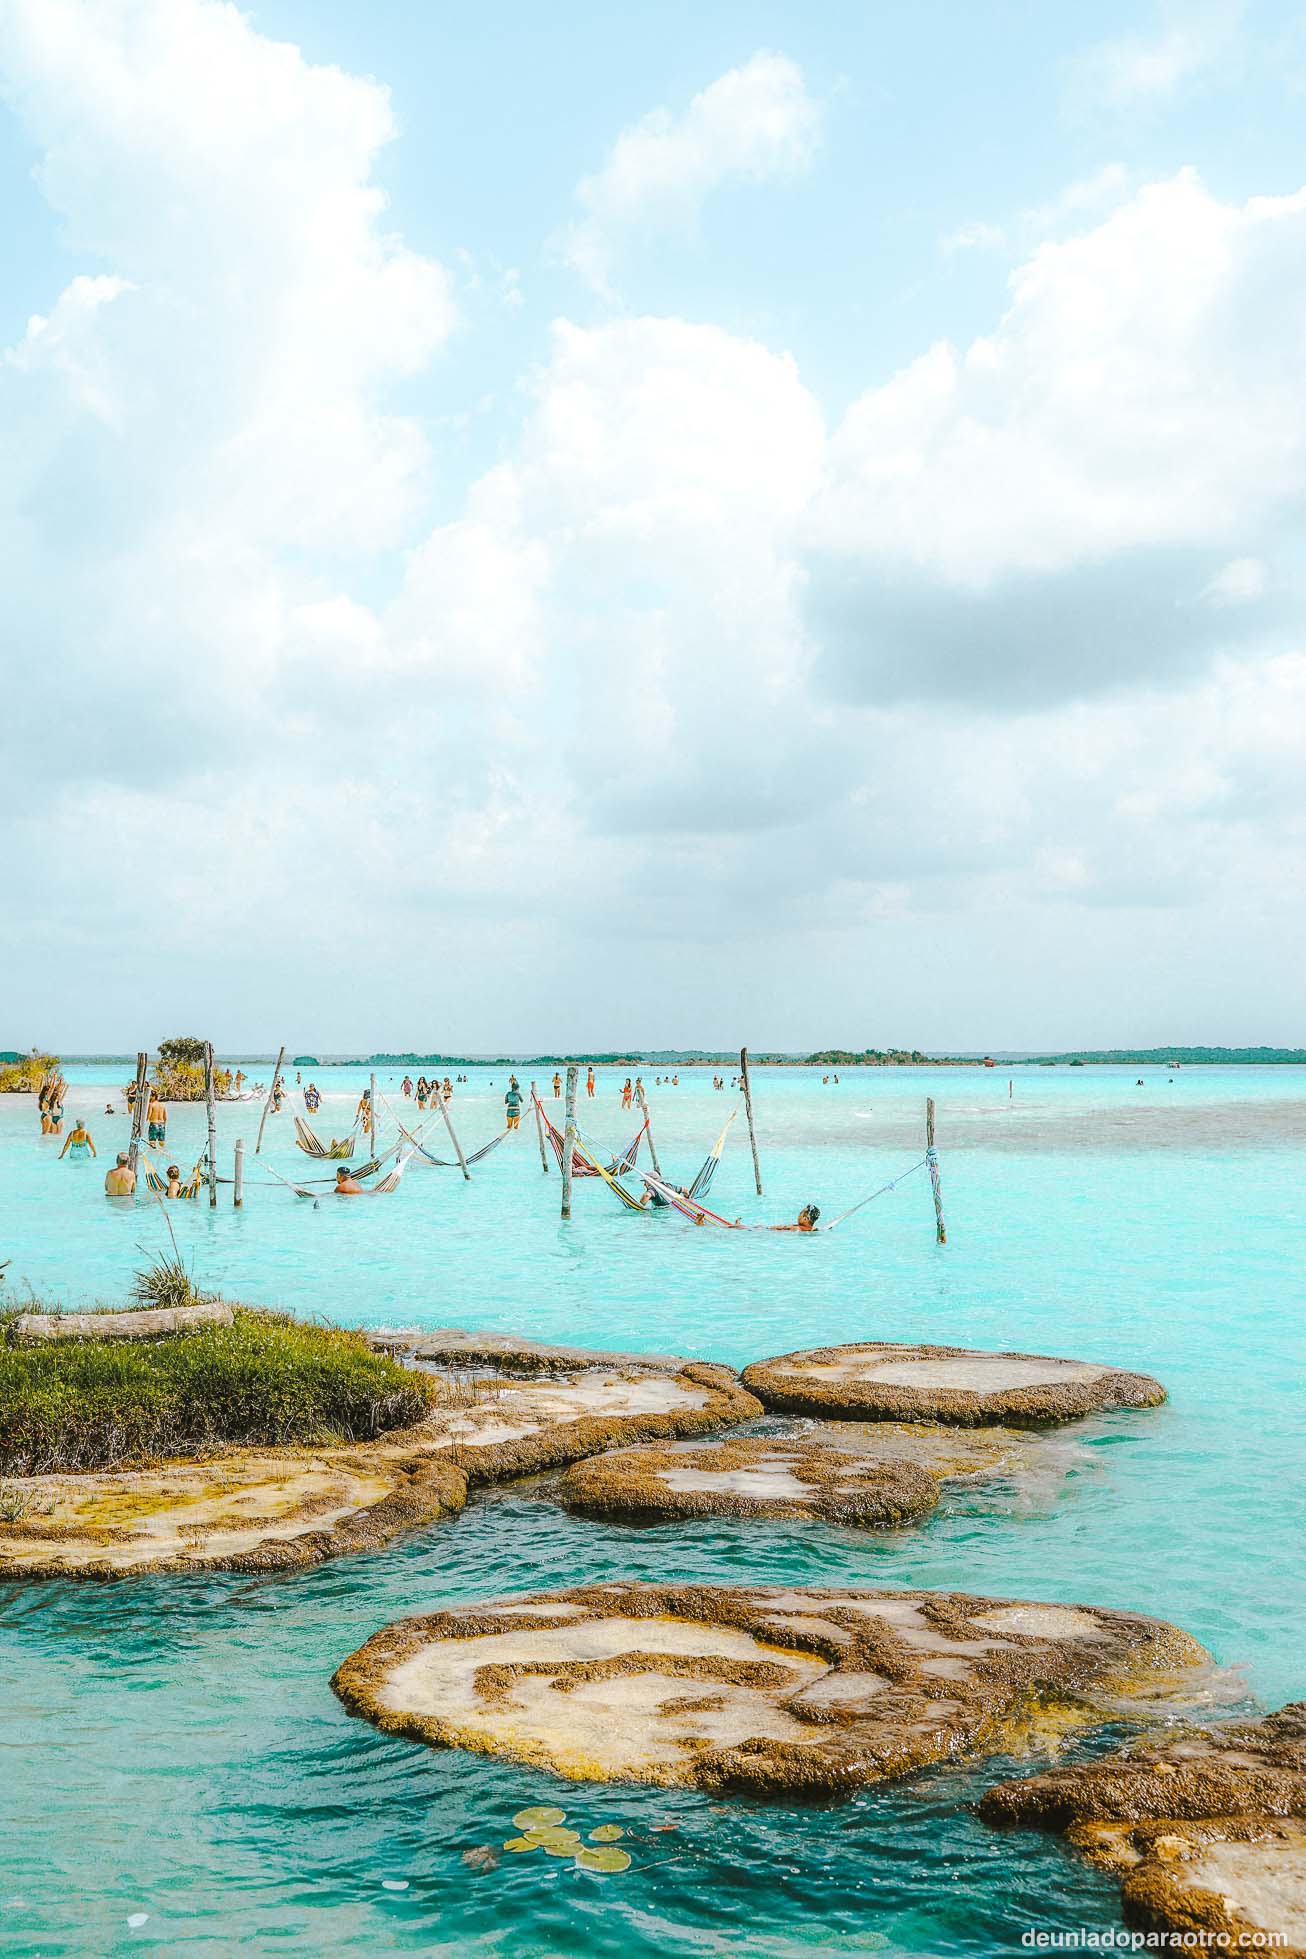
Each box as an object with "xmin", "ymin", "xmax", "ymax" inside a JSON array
[
  {"xmin": 1201, "ymin": 557, "xmax": 1268, "ymax": 605},
  {"xmin": 563, "ymin": 51, "xmax": 821, "ymax": 295},
  {"xmin": 1072, "ymin": 1, "xmax": 1243, "ymax": 109}
]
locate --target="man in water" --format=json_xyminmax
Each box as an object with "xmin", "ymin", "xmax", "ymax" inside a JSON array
[
  {"xmin": 334, "ymin": 1167, "xmax": 364, "ymax": 1195},
  {"xmin": 105, "ymin": 1152, "xmax": 136, "ymax": 1197},
  {"xmin": 586, "ymin": 1066, "xmax": 595, "ymax": 1098},
  {"xmin": 505, "ymin": 1081, "xmax": 523, "ymax": 1130},
  {"xmin": 147, "ymin": 1090, "xmax": 167, "ymax": 1146}
]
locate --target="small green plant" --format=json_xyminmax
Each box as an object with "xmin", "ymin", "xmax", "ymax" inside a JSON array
[
  {"xmin": 0, "ymin": 1482, "xmax": 31, "ymax": 1522},
  {"xmin": 128, "ymin": 1256, "xmax": 216, "ymax": 1313}
]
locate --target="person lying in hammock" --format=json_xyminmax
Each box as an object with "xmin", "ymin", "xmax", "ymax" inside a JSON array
[{"xmin": 771, "ymin": 1204, "xmax": 821, "ymax": 1233}]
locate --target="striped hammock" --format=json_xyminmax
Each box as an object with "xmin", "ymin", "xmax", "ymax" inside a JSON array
[
  {"xmin": 268, "ymin": 1150, "xmax": 416, "ymax": 1200},
  {"xmin": 294, "ymin": 1111, "xmax": 360, "ymax": 1160},
  {"xmin": 534, "ymin": 1098, "xmax": 647, "ymax": 1179},
  {"xmin": 140, "ymin": 1149, "xmax": 204, "ymax": 1200}
]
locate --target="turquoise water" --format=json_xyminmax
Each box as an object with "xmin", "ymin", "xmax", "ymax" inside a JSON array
[{"xmin": 2, "ymin": 1065, "xmax": 1304, "ymax": 1955}]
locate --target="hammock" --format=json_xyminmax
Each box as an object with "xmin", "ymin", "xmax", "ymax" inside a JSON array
[
  {"xmin": 534, "ymin": 1097, "xmax": 647, "ymax": 1179},
  {"xmin": 294, "ymin": 1111, "xmax": 360, "ymax": 1160},
  {"xmin": 568, "ymin": 1132, "xmax": 648, "ymax": 1211},
  {"xmin": 649, "ymin": 1112, "xmax": 737, "ymax": 1206},
  {"xmin": 639, "ymin": 1158, "xmax": 929, "ymax": 1232},
  {"xmin": 140, "ymin": 1149, "xmax": 204, "ymax": 1200},
  {"xmin": 381, "ymin": 1093, "xmax": 509, "ymax": 1169},
  {"xmin": 266, "ymin": 1150, "xmax": 416, "ymax": 1201}
]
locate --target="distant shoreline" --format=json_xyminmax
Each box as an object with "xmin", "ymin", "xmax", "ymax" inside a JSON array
[{"xmin": 12, "ymin": 1047, "xmax": 1306, "ymax": 1070}]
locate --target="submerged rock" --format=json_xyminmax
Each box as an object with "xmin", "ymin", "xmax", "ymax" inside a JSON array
[
  {"xmin": 0, "ymin": 1359, "xmax": 757, "ymax": 1578},
  {"xmin": 742, "ymin": 1342, "xmax": 1166, "ymax": 1427},
  {"xmin": 979, "ymin": 1703, "xmax": 1306, "ymax": 1955},
  {"xmin": 332, "ymin": 1580, "xmax": 1208, "ymax": 1799},
  {"xmin": 558, "ymin": 1434, "xmax": 940, "ymax": 1528}
]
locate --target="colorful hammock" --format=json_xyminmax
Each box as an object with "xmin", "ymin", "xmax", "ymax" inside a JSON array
[
  {"xmin": 639, "ymin": 1158, "xmax": 929, "ymax": 1231},
  {"xmin": 649, "ymin": 1112, "xmax": 737, "ymax": 1206},
  {"xmin": 381, "ymin": 1094, "xmax": 508, "ymax": 1169},
  {"xmin": 267, "ymin": 1150, "xmax": 416, "ymax": 1200},
  {"xmin": 140, "ymin": 1149, "xmax": 203, "ymax": 1200},
  {"xmin": 534, "ymin": 1097, "xmax": 647, "ymax": 1179},
  {"xmin": 294, "ymin": 1110, "xmax": 360, "ymax": 1160}
]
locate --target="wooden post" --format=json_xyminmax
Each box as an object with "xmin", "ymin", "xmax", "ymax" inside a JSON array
[
  {"xmin": 531, "ymin": 1081, "xmax": 550, "ymax": 1174},
  {"xmin": 254, "ymin": 1045, "xmax": 285, "ymax": 1155},
  {"xmin": 926, "ymin": 1097, "xmax": 946, "ymax": 1245},
  {"xmin": 233, "ymin": 1137, "xmax": 245, "ymax": 1208},
  {"xmin": 561, "ymin": 1063, "xmax": 578, "ymax": 1219},
  {"xmin": 740, "ymin": 1046, "xmax": 763, "ymax": 1196},
  {"xmin": 437, "ymin": 1079, "xmax": 471, "ymax": 1181},
  {"xmin": 635, "ymin": 1083, "xmax": 662, "ymax": 1179},
  {"xmin": 204, "ymin": 1043, "xmax": 218, "ymax": 1208},
  {"xmin": 369, "ymin": 1072, "xmax": 377, "ymax": 1147},
  {"xmin": 127, "ymin": 1050, "xmax": 149, "ymax": 1177}
]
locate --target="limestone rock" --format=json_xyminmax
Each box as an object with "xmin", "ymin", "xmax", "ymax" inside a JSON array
[
  {"xmin": 743, "ymin": 1342, "xmax": 1165, "ymax": 1427},
  {"xmin": 332, "ymin": 1580, "xmax": 1207, "ymax": 1799},
  {"xmin": 979, "ymin": 1703, "xmax": 1306, "ymax": 1956}
]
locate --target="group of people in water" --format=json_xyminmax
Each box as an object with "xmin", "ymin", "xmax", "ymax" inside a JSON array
[{"xmin": 399, "ymin": 1076, "xmax": 455, "ymax": 1110}]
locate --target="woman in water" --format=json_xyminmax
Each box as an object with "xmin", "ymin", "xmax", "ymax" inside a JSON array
[{"xmin": 59, "ymin": 1120, "xmax": 96, "ymax": 1161}]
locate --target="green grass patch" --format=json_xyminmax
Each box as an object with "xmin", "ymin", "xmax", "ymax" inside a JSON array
[{"xmin": 0, "ymin": 1309, "xmax": 441, "ymax": 1475}]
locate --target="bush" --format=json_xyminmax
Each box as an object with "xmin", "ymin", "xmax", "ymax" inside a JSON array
[
  {"xmin": 0, "ymin": 1309, "xmax": 441, "ymax": 1475},
  {"xmin": 0, "ymin": 1051, "xmax": 59, "ymax": 1093}
]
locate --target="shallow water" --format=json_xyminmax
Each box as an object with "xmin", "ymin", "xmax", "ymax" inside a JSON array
[{"xmin": 2, "ymin": 1063, "xmax": 1304, "ymax": 1954}]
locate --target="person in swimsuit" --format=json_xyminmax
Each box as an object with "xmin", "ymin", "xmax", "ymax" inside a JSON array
[
  {"xmin": 60, "ymin": 1120, "xmax": 96, "ymax": 1160},
  {"xmin": 147, "ymin": 1092, "xmax": 167, "ymax": 1146},
  {"xmin": 586, "ymin": 1066, "xmax": 595, "ymax": 1098},
  {"xmin": 552, "ymin": 1072, "xmax": 562, "ymax": 1098},
  {"xmin": 772, "ymin": 1204, "xmax": 820, "ymax": 1233},
  {"xmin": 334, "ymin": 1167, "xmax": 364, "ymax": 1195},
  {"xmin": 504, "ymin": 1083, "xmax": 523, "ymax": 1130},
  {"xmin": 165, "ymin": 1165, "xmax": 184, "ymax": 1197},
  {"xmin": 104, "ymin": 1152, "xmax": 136, "ymax": 1197},
  {"xmin": 415, "ymin": 1077, "xmax": 428, "ymax": 1109},
  {"xmin": 621, "ymin": 1078, "xmax": 632, "ymax": 1110},
  {"xmin": 49, "ymin": 1103, "xmax": 64, "ymax": 1135},
  {"xmin": 402, "ymin": 1076, "xmax": 413, "ymax": 1098}
]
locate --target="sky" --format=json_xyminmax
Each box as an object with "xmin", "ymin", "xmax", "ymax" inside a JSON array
[{"xmin": 2, "ymin": 0, "xmax": 1306, "ymax": 1054}]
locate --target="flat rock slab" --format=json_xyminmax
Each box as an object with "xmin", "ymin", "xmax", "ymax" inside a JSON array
[
  {"xmin": 979, "ymin": 1703, "xmax": 1306, "ymax": 1954},
  {"xmin": 558, "ymin": 1435, "xmax": 941, "ymax": 1528},
  {"xmin": 387, "ymin": 1361, "xmax": 761, "ymax": 1483},
  {"xmin": 0, "ymin": 1362, "xmax": 756, "ymax": 1578},
  {"xmin": 369, "ymin": 1328, "xmax": 691, "ymax": 1373},
  {"xmin": 742, "ymin": 1342, "xmax": 1166, "ymax": 1427},
  {"xmin": 803, "ymin": 1419, "xmax": 1091, "ymax": 1485},
  {"xmin": 332, "ymin": 1580, "xmax": 1207, "ymax": 1800},
  {"xmin": 14, "ymin": 1301, "xmax": 234, "ymax": 1343},
  {"xmin": 0, "ymin": 1446, "xmax": 467, "ymax": 1578}
]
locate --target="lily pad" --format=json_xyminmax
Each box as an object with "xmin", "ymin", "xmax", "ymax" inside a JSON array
[
  {"xmin": 502, "ymin": 1836, "xmax": 539, "ymax": 1853},
  {"xmin": 512, "ymin": 1806, "xmax": 566, "ymax": 1828},
  {"xmin": 575, "ymin": 1846, "xmax": 632, "ymax": 1873},
  {"xmin": 589, "ymin": 1825, "xmax": 625, "ymax": 1842}
]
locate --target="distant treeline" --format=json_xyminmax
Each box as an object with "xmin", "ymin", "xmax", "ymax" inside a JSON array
[{"xmin": 1018, "ymin": 1047, "xmax": 1306, "ymax": 1065}]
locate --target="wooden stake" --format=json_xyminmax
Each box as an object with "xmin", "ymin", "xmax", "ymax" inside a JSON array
[
  {"xmin": 926, "ymin": 1096, "xmax": 946, "ymax": 1245},
  {"xmin": 233, "ymin": 1137, "xmax": 245, "ymax": 1208},
  {"xmin": 254, "ymin": 1045, "xmax": 285, "ymax": 1155},
  {"xmin": 437, "ymin": 1078, "xmax": 471, "ymax": 1180},
  {"xmin": 204, "ymin": 1043, "xmax": 218, "ymax": 1208},
  {"xmin": 740, "ymin": 1046, "xmax": 763, "ymax": 1196},
  {"xmin": 127, "ymin": 1050, "xmax": 149, "ymax": 1177},
  {"xmin": 635, "ymin": 1083, "xmax": 662, "ymax": 1179},
  {"xmin": 531, "ymin": 1080, "xmax": 550, "ymax": 1173},
  {"xmin": 369, "ymin": 1071, "xmax": 377, "ymax": 1148},
  {"xmin": 561, "ymin": 1063, "xmax": 578, "ymax": 1219}
]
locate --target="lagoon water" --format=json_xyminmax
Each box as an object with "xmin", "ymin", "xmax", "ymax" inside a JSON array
[{"xmin": 2, "ymin": 1063, "xmax": 1304, "ymax": 1955}]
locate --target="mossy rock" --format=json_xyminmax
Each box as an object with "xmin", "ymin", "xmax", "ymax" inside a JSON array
[
  {"xmin": 332, "ymin": 1580, "xmax": 1208, "ymax": 1800},
  {"xmin": 558, "ymin": 1434, "xmax": 940, "ymax": 1527},
  {"xmin": 0, "ymin": 1447, "xmax": 467, "ymax": 1579},
  {"xmin": 979, "ymin": 1703, "xmax": 1306, "ymax": 1955},
  {"xmin": 742, "ymin": 1342, "xmax": 1166, "ymax": 1428}
]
